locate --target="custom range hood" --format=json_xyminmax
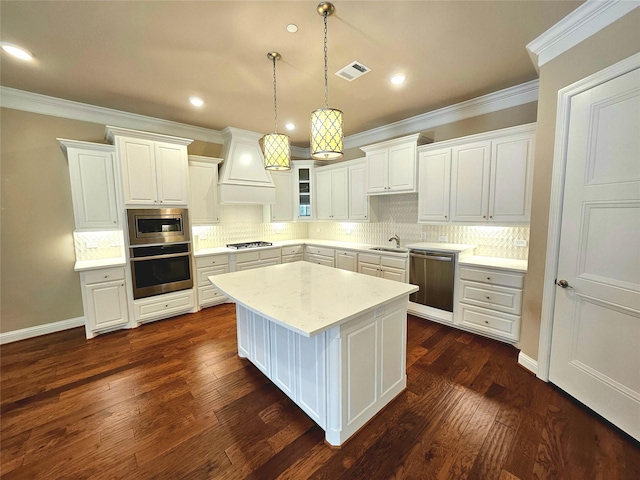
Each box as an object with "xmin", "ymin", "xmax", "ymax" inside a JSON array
[{"xmin": 218, "ymin": 127, "xmax": 276, "ymax": 204}]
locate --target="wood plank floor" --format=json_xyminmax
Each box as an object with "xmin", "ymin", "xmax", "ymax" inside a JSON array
[{"xmin": 1, "ymin": 303, "xmax": 638, "ymax": 479}]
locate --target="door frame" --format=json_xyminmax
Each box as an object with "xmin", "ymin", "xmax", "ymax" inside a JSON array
[{"xmin": 537, "ymin": 52, "xmax": 640, "ymax": 382}]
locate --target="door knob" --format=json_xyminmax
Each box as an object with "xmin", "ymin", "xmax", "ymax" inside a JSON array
[{"xmin": 556, "ymin": 279, "xmax": 572, "ymax": 289}]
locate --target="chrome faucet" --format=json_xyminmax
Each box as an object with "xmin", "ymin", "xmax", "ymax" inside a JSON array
[{"xmin": 389, "ymin": 234, "xmax": 400, "ymax": 248}]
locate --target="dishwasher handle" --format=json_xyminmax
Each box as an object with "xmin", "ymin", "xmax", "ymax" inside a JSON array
[{"xmin": 409, "ymin": 250, "xmax": 454, "ymax": 262}]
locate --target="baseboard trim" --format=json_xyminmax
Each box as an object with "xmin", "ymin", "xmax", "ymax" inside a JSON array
[
  {"xmin": 0, "ymin": 317, "xmax": 85, "ymax": 345},
  {"xmin": 517, "ymin": 351, "xmax": 539, "ymax": 376}
]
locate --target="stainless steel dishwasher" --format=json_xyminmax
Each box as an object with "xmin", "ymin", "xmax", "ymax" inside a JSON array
[{"xmin": 409, "ymin": 250, "xmax": 455, "ymax": 312}]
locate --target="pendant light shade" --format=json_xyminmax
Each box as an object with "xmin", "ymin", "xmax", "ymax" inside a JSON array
[
  {"xmin": 260, "ymin": 51, "xmax": 291, "ymax": 170},
  {"xmin": 310, "ymin": 2, "xmax": 343, "ymax": 160}
]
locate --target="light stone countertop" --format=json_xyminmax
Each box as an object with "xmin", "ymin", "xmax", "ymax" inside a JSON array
[
  {"xmin": 74, "ymin": 258, "xmax": 126, "ymax": 272},
  {"xmin": 458, "ymin": 255, "xmax": 528, "ymax": 273},
  {"xmin": 208, "ymin": 261, "xmax": 418, "ymax": 337}
]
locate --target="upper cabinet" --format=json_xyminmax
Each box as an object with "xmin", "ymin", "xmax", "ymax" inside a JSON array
[
  {"xmin": 266, "ymin": 170, "xmax": 294, "ymax": 222},
  {"xmin": 315, "ymin": 158, "xmax": 370, "ymax": 222},
  {"xmin": 59, "ymin": 139, "xmax": 120, "ymax": 230},
  {"xmin": 105, "ymin": 126, "xmax": 193, "ymax": 207},
  {"xmin": 418, "ymin": 124, "xmax": 536, "ymax": 225},
  {"xmin": 188, "ymin": 155, "xmax": 223, "ymax": 225},
  {"xmin": 293, "ymin": 160, "xmax": 315, "ymax": 221},
  {"xmin": 360, "ymin": 133, "xmax": 431, "ymax": 195}
]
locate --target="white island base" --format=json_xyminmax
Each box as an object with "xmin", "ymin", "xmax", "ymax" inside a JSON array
[{"xmin": 209, "ymin": 262, "xmax": 418, "ymax": 446}]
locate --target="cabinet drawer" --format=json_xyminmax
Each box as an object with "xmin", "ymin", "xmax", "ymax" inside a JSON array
[
  {"xmin": 198, "ymin": 285, "xmax": 227, "ymax": 306},
  {"xmin": 380, "ymin": 255, "xmax": 406, "ymax": 269},
  {"xmin": 459, "ymin": 304, "xmax": 520, "ymax": 341},
  {"xmin": 83, "ymin": 267, "xmax": 125, "ymax": 285},
  {"xmin": 235, "ymin": 250, "xmax": 260, "ymax": 263},
  {"xmin": 282, "ymin": 253, "xmax": 303, "ymax": 263},
  {"xmin": 259, "ymin": 248, "xmax": 281, "ymax": 260},
  {"xmin": 197, "ymin": 265, "xmax": 229, "ymax": 286},
  {"xmin": 358, "ymin": 253, "xmax": 380, "ymax": 265},
  {"xmin": 306, "ymin": 254, "xmax": 335, "ymax": 268},
  {"xmin": 195, "ymin": 254, "xmax": 229, "ymax": 269},
  {"xmin": 460, "ymin": 280, "xmax": 522, "ymax": 315},
  {"xmin": 459, "ymin": 267, "xmax": 524, "ymax": 289},
  {"xmin": 135, "ymin": 290, "xmax": 195, "ymax": 322},
  {"xmin": 306, "ymin": 246, "xmax": 334, "ymax": 257},
  {"xmin": 282, "ymin": 245, "xmax": 303, "ymax": 256}
]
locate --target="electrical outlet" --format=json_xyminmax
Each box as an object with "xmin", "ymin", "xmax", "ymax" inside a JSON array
[
  {"xmin": 438, "ymin": 235, "xmax": 448, "ymax": 242},
  {"xmin": 86, "ymin": 242, "xmax": 99, "ymax": 249},
  {"xmin": 109, "ymin": 242, "xmax": 121, "ymax": 247},
  {"xmin": 420, "ymin": 232, "xmax": 427, "ymax": 241},
  {"xmin": 514, "ymin": 239, "xmax": 528, "ymax": 247}
]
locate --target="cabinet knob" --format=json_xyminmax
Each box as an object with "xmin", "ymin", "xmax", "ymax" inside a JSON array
[
  {"xmin": 444, "ymin": 215, "xmax": 447, "ymax": 219},
  {"xmin": 489, "ymin": 215, "xmax": 493, "ymax": 219},
  {"xmin": 487, "ymin": 277, "xmax": 491, "ymax": 280},
  {"xmin": 486, "ymin": 296, "xmax": 490, "ymax": 300},
  {"xmin": 104, "ymin": 275, "xmax": 109, "ymax": 279},
  {"xmin": 165, "ymin": 304, "xmax": 169, "ymax": 308},
  {"xmin": 121, "ymin": 284, "xmax": 124, "ymax": 287},
  {"xmin": 484, "ymin": 320, "xmax": 489, "ymax": 324},
  {"xmin": 483, "ymin": 215, "xmax": 486, "ymax": 219}
]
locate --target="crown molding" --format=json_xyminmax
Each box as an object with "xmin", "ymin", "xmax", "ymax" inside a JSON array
[
  {"xmin": 526, "ymin": 0, "xmax": 640, "ymax": 70},
  {"xmin": 0, "ymin": 86, "xmax": 225, "ymax": 144},
  {"xmin": 344, "ymin": 79, "xmax": 539, "ymax": 150}
]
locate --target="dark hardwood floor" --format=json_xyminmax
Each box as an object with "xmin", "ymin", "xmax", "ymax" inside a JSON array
[{"xmin": 1, "ymin": 303, "xmax": 638, "ymax": 479}]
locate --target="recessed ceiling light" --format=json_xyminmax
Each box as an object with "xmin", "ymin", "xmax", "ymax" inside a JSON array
[
  {"xmin": 189, "ymin": 96, "xmax": 204, "ymax": 107},
  {"xmin": 1, "ymin": 42, "xmax": 33, "ymax": 61},
  {"xmin": 285, "ymin": 123, "xmax": 295, "ymax": 131},
  {"xmin": 286, "ymin": 24, "xmax": 298, "ymax": 33},
  {"xmin": 390, "ymin": 74, "xmax": 406, "ymax": 85}
]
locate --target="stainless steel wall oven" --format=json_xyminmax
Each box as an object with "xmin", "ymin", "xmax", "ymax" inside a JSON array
[{"xmin": 130, "ymin": 243, "xmax": 193, "ymax": 300}]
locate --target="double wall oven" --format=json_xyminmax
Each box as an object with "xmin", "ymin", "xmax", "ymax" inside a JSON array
[{"xmin": 127, "ymin": 208, "xmax": 193, "ymax": 300}]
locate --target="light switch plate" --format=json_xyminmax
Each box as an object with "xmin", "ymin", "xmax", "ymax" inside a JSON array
[
  {"xmin": 86, "ymin": 242, "xmax": 99, "ymax": 249},
  {"xmin": 420, "ymin": 232, "xmax": 427, "ymax": 241},
  {"xmin": 438, "ymin": 235, "xmax": 448, "ymax": 242},
  {"xmin": 514, "ymin": 239, "xmax": 528, "ymax": 247}
]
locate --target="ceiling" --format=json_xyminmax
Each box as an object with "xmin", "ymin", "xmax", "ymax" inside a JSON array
[{"xmin": 0, "ymin": 1, "xmax": 583, "ymax": 147}]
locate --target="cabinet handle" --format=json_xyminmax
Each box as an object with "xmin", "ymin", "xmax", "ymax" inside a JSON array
[{"xmin": 483, "ymin": 215, "xmax": 486, "ymax": 219}]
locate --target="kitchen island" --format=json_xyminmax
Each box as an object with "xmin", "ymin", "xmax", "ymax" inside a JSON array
[{"xmin": 208, "ymin": 261, "xmax": 418, "ymax": 446}]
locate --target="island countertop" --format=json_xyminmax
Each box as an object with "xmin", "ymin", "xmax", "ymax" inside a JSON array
[{"xmin": 208, "ymin": 261, "xmax": 418, "ymax": 337}]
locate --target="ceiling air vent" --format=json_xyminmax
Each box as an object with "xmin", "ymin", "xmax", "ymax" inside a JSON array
[{"xmin": 335, "ymin": 61, "xmax": 371, "ymax": 82}]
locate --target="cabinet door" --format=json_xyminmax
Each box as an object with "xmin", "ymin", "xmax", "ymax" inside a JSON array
[
  {"xmin": 296, "ymin": 333, "xmax": 326, "ymax": 429},
  {"xmin": 388, "ymin": 143, "xmax": 417, "ymax": 192},
  {"xmin": 450, "ymin": 141, "xmax": 491, "ymax": 222},
  {"xmin": 189, "ymin": 160, "xmax": 220, "ymax": 224},
  {"xmin": 155, "ymin": 142, "xmax": 188, "ymax": 205},
  {"xmin": 67, "ymin": 148, "xmax": 119, "ymax": 229},
  {"xmin": 119, "ymin": 137, "xmax": 157, "ymax": 204},
  {"xmin": 348, "ymin": 163, "xmax": 369, "ymax": 220},
  {"xmin": 336, "ymin": 250, "xmax": 357, "ymax": 271},
  {"xmin": 236, "ymin": 306, "xmax": 251, "ymax": 358},
  {"xmin": 358, "ymin": 263, "xmax": 380, "ymax": 277},
  {"xmin": 86, "ymin": 280, "xmax": 128, "ymax": 332},
  {"xmin": 418, "ymin": 148, "xmax": 451, "ymax": 222},
  {"xmin": 330, "ymin": 168, "xmax": 349, "ymax": 220},
  {"xmin": 295, "ymin": 165, "xmax": 313, "ymax": 220},
  {"xmin": 366, "ymin": 150, "xmax": 389, "ymax": 193},
  {"xmin": 381, "ymin": 266, "xmax": 405, "ymax": 283},
  {"xmin": 315, "ymin": 170, "xmax": 333, "ymax": 220},
  {"xmin": 270, "ymin": 171, "xmax": 294, "ymax": 221},
  {"xmin": 489, "ymin": 133, "xmax": 534, "ymax": 223},
  {"xmin": 251, "ymin": 315, "xmax": 271, "ymax": 377},
  {"xmin": 270, "ymin": 323, "xmax": 297, "ymax": 400}
]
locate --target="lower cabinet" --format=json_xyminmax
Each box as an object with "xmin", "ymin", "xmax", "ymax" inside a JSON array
[
  {"xmin": 305, "ymin": 246, "xmax": 335, "ymax": 268},
  {"xmin": 358, "ymin": 253, "xmax": 407, "ymax": 282},
  {"xmin": 195, "ymin": 254, "xmax": 229, "ymax": 307},
  {"xmin": 133, "ymin": 289, "xmax": 195, "ymax": 323},
  {"xmin": 281, "ymin": 245, "xmax": 304, "ymax": 263},
  {"xmin": 335, "ymin": 249, "xmax": 357, "ymax": 271},
  {"xmin": 456, "ymin": 266, "xmax": 525, "ymax": 342},
  {"xmin": 80, "ymin": 267, "xmax": 129, "ymax": 339},
  {"xmin": 232, "ymin": 248, "xmax": 281, "ymax": 271}
]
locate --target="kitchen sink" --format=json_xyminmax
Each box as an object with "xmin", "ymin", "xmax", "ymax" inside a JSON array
[{"xmin": 369, "ymin": 246, "xmax": 409, "ymax": 253}]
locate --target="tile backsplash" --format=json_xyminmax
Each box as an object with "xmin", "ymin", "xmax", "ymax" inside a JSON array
[{"xmin": 74, "ymin": 230, "xmax": 125, "ymax": 261}]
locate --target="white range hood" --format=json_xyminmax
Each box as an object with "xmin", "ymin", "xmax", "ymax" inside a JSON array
[{"xmin": 218, "ymin": 127, "xmax": 276, "ymax": 204}]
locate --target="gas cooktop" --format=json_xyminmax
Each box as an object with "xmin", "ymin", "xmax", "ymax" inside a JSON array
[{"xmin": 226, "ymin": 241, "xmax": 273, "ymax": 250}]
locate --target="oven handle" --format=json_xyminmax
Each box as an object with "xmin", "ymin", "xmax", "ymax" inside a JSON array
[
  {"xmin": 130, "ymin": 252, "xmax": 191, "ymax": 262},
  {"xmin": 409, "ymin": 251, "xmax": 453, "ymax": 262}
]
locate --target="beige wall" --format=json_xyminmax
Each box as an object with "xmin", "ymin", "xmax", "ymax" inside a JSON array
[{"xmin": 520, "ymin": 9, "xmax": 640, "ymax": 360}]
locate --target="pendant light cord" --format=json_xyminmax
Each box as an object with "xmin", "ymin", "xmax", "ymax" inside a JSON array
[
  {"xmin": 272, "ymin": 56, "xmax": 278, "ymax": 134},
  {"xmin": 323, "ymin": 12, "xmax": 329, "ymax": 109}
]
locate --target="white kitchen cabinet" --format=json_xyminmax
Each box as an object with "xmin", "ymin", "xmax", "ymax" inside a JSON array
[
  {"xmin": 133, "ymin": 288, "xmax": 196, "ymax": 323},
  {"xmin": 188, "ymin": 156, "xmax": 222, "ymax": 225},
  {"xmin": 358, "ymin": 253, "xmax": 408, "ymax": 283},
  {"xmin": 348, "ymin": 161, "xmax": 369, "ymax": 221},
  {"xmin": 231, "ymin": 248, "xmax": 281, "ymax": 271},
  {"xmin": 315, "ymin": 167, "xmax": 348, "ymax": 220},
  {"xmin": 80, "ymin": 267, "xmax": 128, "ymax": 339},
  {"xmin": 282, "ymin": 245, "xmax": 304, "ymax": 263},
  {"xmin": 59, "ymin": 139, "xmax": 120, "ymax": 230},
  {"xmin": 417, "ymin": 147, "xmax": 451, "ymax": 223},
  {"xmin": 442, "ymin": 125, "xmax": 535, "ymax": 224},
  {"xmin": 265, "ymin": 171, "xmax": 294, "ymax": 222},
  {"xmin": 335, "ymin": 249, "xmax": 357, "ymax": 271},
  {"xmin": 305, "ymin": 246, "xmax": 335, "ymax": 268},
  {"xmin": 106, "ymin": 126, "xmax": 192, "ymax": 206},
  {"xmin": 456, "ymin": 266, "xmax": 525, "ymax": 342},
  {"xmin": 361, "ymin": 133, "xmax": 430, "ymax": 195},
  {"xmin": 194, "ymin": 254, "xmax": 228, "ymax": 307},
  {"xmin": 293, "ymin": 160, "xmax": 315, "ymax": 221}
]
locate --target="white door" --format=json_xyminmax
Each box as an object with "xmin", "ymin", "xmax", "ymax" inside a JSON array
[
  {"xmin": 418, "ymin": 148, "xmax": 451, "ymax": 222},
  {"xmin": 270, "ymin": 171, "xmax": 293, "ymax": 221},
  {"xmin": 549, "ymin": 68, "xmax": 640, "ymax": 440},
  {"xmin": 366, "ymin": 150, "xmax": 389, "ymax": 193},
  {"xmin": 330, "ymin": 168, "xmax": 349, "ymax": 220},
  {"xmin": 450, "ymin": 141, "xmax": 491, "ymax": 222},
  {"xmin": 388, "ymin": 143, "xmax": 415, "ymax": 192},
  {"xmin": 155, "ymin": 142, "xmax": 188, "ymax": 205},
  {"xmin": 315, "ymin": 170, "xmax": 333, "ymax": 220},
  {"xmin": 348, "ymin": 163, "xmax": 369, "ymax": 220}
]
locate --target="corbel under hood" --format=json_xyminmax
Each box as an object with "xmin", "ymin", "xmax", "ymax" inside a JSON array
[{"xmin": 218, "ymin": 127, "xmax": 276, "ymax": 204}]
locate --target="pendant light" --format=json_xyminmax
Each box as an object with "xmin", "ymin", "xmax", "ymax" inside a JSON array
[
  {"xmin": 310, "ymin": 2, "xmax": 344, "ymax": 160},
  {"xmin": 260, "ymin": 51, "xmax": 291, "ymax": 170}
]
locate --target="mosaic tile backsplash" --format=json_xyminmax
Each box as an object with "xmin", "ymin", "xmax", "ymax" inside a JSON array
[{"xmin": 74, "ymin": 231, "xmax": 125, "ymax": 261}]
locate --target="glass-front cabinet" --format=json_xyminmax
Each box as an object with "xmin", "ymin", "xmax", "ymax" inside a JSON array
[{"xmin": 293, "ymin": 160, "xmax": 315, "ymax": 220}]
